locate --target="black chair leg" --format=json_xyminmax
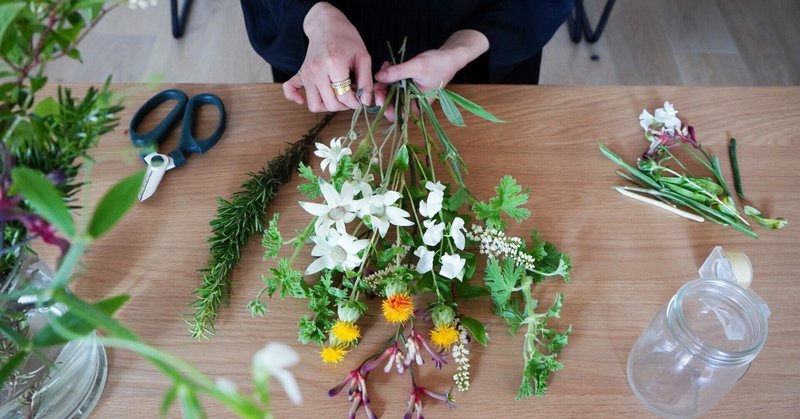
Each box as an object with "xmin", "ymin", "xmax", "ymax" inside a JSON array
[
  {"xmin": 171, "ymin": 0, "xmax": 193, "ymax": 39},
  {"xmin": 567, "ymin": 0, "xmax": 616, "ymax": 44}
]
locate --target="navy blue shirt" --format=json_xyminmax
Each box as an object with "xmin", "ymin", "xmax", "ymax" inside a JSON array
[{"xmin": 241, "ymin": 0, "xmax": 573, "ymax": 83}]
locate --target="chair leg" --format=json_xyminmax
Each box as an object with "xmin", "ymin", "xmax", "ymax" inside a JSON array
[
  {"xmin": 567, "ymin": 0, "xmax": 616, "ymax": 44},
  {"xmin": 170, "ymin": 0, "xmax": 194, "ymax": 39}
]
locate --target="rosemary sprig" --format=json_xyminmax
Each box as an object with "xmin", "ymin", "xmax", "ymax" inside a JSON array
[{"xmin": 188, "ymin": 114, "xmax": 335, "ymax": 338}]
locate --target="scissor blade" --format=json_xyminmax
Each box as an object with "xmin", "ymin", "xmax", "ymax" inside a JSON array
[{"xmin": 139, "ymin": 153, "xmax": 174, "ymax": 201}]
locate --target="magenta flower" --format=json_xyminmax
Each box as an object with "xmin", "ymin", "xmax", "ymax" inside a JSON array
[
  {"xmin": 329, "ymin": 368, "xmax": 376, "ymax": 419},
  {"xmin": 404, "ymin": 329, "xmax": 448, "ymax": 369},
  {"xmin": 404, "ymin": 383, "xmax": 455, "ymax": 419}
]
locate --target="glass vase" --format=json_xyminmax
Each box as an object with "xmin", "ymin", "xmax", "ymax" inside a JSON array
[{"xmin": 0, "ymin": 252, "xmax": 107, "ymax": 418}]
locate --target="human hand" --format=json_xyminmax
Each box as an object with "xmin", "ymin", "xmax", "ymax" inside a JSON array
[
  {"xmin": 373, "ymin": 30, "xmax": 489, "ymax": 121},
  {"xmin": 283, "ymin": 2, "xmax": 372, "ymax": 112}
]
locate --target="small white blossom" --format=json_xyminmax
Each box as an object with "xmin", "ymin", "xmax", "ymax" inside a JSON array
[
  {"xmin": 357, "ymin": 190, "xmax": 413, "ymax": 237},
  {"xmin": 306, "ymin": 230, "xmax": 369, "ymax": 274},
  {"xmin": 639, "ymin": 101, "xmax": 681, "ymax": 134},
  {"xmin": 422, "ymin": 219, "xmax": 445, "ymax": 246},
  {"xmin": 127, "ymin": 0, "xmax": 157, "ymax": 9},
  {"xmin": 314, "ymin": 137, "xmax": 352, "ymax": 174},
  {"xmin": 414, "ymin": 246, "xmax": 435, "ymax": 274},
  {"xmin": 439, "ymin": 253, "xmax": 466, "ymax": 281},
  {"xmin": 299, "ymin": 181, "xmax": 358, "ymax": 235},
  {"xmin": 350, "ymin": 167, "xmax": 374, "ymax": 196},
  {"xmin": 419, "ymin": 181, "xmax": 445, "ymax": 218},
  {"xmin": 452, "ymin": 323, "xmax": 471, "ymax": 391},
  {"xmin": 253, "ymin": 342, "xmax": 302, "ymax": 405},
  {"xmin": 450, "ymin": 217, "xmax": 466, "ymax": 250}
]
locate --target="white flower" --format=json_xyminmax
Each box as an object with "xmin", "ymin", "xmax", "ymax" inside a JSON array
[
  {"xmin": 639, "ymin": 101, "xmax": 682, "ymax": 134},
  {"xmin": 450, "ymin": 217, "xmax": 466, "ymax": 250},
  {"xmin": 314, "ymin": 137, "xmax": 352, "ymax": 174},
  {"xmin": 414, "ymin": 246, "xmax": 435, "ymax": 274},
  {"xmin": 358, "ymin": 190, "xmax": 414, "ymax": 237},
  {"xmin": 306, "ymin": 229, "xmax": 369, "ymax": 274},
  {"xmin": 215, "ymin": 377, "xmax": 238, "ymax": 395},
  {"xmin": 253, "ymin": 342, "xmax": 302, "ymax": 405},
  {"xmin": 419, "ymin": 181, "xmax": 445, "ymax": 218},
  {"xmin": 299, "ymin": 181, "xmax": 358, "ymax": 235},
  {"xmin": 127, "ymin": 0, "xmax": 157, "ymax": 9},
  {"xmin": 351, "ymin": 167, "xmax": 374, "ymax": 196},
  {"xmin": 422, "ymin": 219, "xmax": 445, "ymax": 246},
  {"xmin": 439, "ymin": 253, "xmax": 466, "ymax": 281}
]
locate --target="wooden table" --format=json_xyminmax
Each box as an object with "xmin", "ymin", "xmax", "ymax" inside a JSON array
[{"xmin": 75, "ymin": 84, "xmax": 799, "ymax": 418}]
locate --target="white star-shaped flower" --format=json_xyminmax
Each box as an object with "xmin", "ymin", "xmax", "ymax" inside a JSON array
[
  {"xmin": 252, "ymin": 342, "xmax": 302, "ymax": 405},
  {"xmin": 358, "ymin": 190, "xmax": 413, "ymax": 237},
  {"xmin": 306, "ymin": 229, "xmax": 369, "ymax": 274},
  {"xmin": 414, "ymin": 246, "xmax": 435, "ymax": 274},
  {"xmin": 450, "ymin": 217, "xmax": 466, "ymax": 250},
  {"xmin": 439, "ymin": 253, "xmax": 466, "ymax": 281},
  {"xmin": 299, "ymin": 181, "xmax": 357, "ymax": 235},
  {"xmin": 314, "ymin": 137, "xmax": 352, "ymax": 174},
  {"xmin": 351, "ymin": 166, "xmax": 374, "ymax": 196},
  {"xmin": 422, "ymin": 219, "xmax": 445, "ymax": 246}
]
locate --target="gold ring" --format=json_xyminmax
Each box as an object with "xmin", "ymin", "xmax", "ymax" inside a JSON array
[
  {"xmin": 331, "ymin": 79, "xmax": 351, "ymax": 89},
  {"xmin": 333, "ymin": 84, "xmax": 351, "ymax": 96}
]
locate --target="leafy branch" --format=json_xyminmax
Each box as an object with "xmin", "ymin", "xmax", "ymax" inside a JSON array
[{"xmin": 189, "ymin": 114, "xmax": 335, "ymax": 339}]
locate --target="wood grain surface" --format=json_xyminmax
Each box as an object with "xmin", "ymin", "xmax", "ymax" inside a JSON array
[{"xmin": 65, "ymin": 84, "xmax": 799, "ymax": 418}]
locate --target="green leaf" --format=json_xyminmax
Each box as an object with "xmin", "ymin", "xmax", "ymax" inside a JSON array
[
  {"xmin": 473, "ymin": 176, "xmax": 530, "ymax": 230},
  {"xmin": 297, "ymin": 162, "xmax": 321, "ymax": 199},
  {"xmin": 443, "ymin": 89, "xmax": 505, "ymax": 123},
  {"xmin": 454, "ymin": 280, "xmax": 489, "ymax": 299},
  {"xmin": 394, "ymin": 143, "xmax": 410, "ymax": 171},
  {"xmin": 438, "ymin": 89, "xmax": 464, "ymax": 126},
  {"xmin": 744, "ymin": 205, "xmax": 788, "ymax": 229},
  {"xmin": 261, "ymin": 213, "xmax": 283, "ymax": 259},
  {"xmin": 32, "ymin": 96, "xmax": 59, "ymax": 117},
  {"xmin": 11, "ymin": 166, "xmax": 75, "ymax": 237},
  {"xmin": 88, "ymin": 171, "xmax": 143, "ymax": 238},
  {"xmin": 0, "ymin": 351, "xmax": 29, "ymax": 385},
  {"xmin": 460, "ymin": 316, "xmax": 489, "ymax": 346},
  {"xmin": 33, "ymin": 295, "xmax": 130, "ymax": 346},
  {"xmin": 0, "ymin": 2, "xmax": 25, "ymax": 44},
  {"xmin": 484, "ymin": 257, "xmax": 523, "ymax": 307},
  {"xmin": 30, "ymin": 75, "xmax": 47, "ymax": 92},
  {"xmin": 598, "ymin": 143, "xmax": 661, "ymax": 189},
  {"xmin": 161, "ymin": 383, "xmax": 180, "ymax": 416}
]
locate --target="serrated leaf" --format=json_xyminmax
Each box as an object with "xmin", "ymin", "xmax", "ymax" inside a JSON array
[
  {"xmin": 12, "ymin": 167, "xmax": 75, "ymax": 237},
  {"xmin": 460, "ymin": 316, "xmax": 489, "ymax": 346},
  {"xmin": 88, "ymin": 171, "xmax": 143, "ymax": 238},
  {"xmin": 484, "ymin": 257, "xmax": 523, "ymax": 307}
]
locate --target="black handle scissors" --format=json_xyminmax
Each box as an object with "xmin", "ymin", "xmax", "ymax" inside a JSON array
[{"xmin": 129, "ymin": 89, "xmax": 226, "ymax": 201}]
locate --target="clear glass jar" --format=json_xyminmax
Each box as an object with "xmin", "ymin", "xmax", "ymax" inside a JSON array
[
  {"xmin": 627, "ymin": 275, "xmax": 768, "ymax": 418},
  {"xmin": 0, "ymin": 252, "xmax": 108, "ymax": 418}
]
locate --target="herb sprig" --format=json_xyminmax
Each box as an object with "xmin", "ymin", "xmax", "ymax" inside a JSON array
[{"xmin": 189, "ymin": 114, "xmax": 335, "ymax": 338}]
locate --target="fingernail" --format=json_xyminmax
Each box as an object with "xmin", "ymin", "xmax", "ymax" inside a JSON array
[{"xmin": 375, "ymin": 71, "xmax": 386, "ymax": 82}]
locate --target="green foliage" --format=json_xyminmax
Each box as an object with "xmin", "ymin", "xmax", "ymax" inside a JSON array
[
  {"xmin": 484, "ymin": 257, "xmax": 523, "ymax": 307},
  {"xmin": 459, "ymin": 316, "xmax": 489, "ymax": 346},
  {"xmin": 297, "ymin": 161, "xmax": 321, "ymax": 198},
  {"xmin": 473, "ymin": 176, "xmax": 531, "ymax": 230},
  {"xmin": 88, "ymin": 170, "xmax": 143, "ymax": 238},
  {"xmin": 10, "ymin": 166, "xmax": 75, "ymax": 236},
  {"xmin": 262, "ymin": 213, "xmax": 283, "ymax": 259}
]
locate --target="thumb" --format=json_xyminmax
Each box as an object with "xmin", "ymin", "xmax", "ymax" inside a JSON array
[{"xmin": 375, "ymin": 59, "xmax": 421, "ymax": 84}]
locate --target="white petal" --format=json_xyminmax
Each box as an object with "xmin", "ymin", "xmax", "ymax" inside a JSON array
[
  {"xmin": 425, "ymin": 181, "xmax": 446, "ymax": 193},
  {"xmin": 450, "ymin": 217, "xmax": 466, "ymax": 250},
  {"xmin": 320, "ymin": 182, "xmax": 339, "ymax": 205},
  {"xmin": 383, "ymin": 190, "xmax": 402, "ymax": 205},
  {"xmin": 254, "ymin": 342, "xmax": 299, "ymax": 370},
  {"xmin": 375, "ymin": 217, "xmax": 390, "ymax": 237},
  {"xmin": 639, "ymin": 109, "xmax": 654, "ymax": 131},
  {"xmin": 414, "ymin": 246, "xmax": 434, "ymax": 274},
  {"xmin": 299, "ymin": 201, "xmax": 330, "ymax": 217},
  {"xmin": 439, "ymin": 253, "xmax": 466, "ymax": 280},
  {"xmin": 273, "ymin": 369, "xmax": 303, "ymax": 405},
  {"xmin": 306, "ymin": 256, "xmax": 332, "ymax": 274},
  {"xmin": 423, "ymin": 221, "xmax": 444, "ymax": 246},
  {"xmin": 386, "ymin": 207, "xmax": 414, "ymax": 227},
  {"xmin": 339, "ymin": 182, "xmax": 354, "ymax": 203}
]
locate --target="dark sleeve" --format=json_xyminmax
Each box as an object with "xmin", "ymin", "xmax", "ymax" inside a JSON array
[
  {"xmin": 457, "ymin": 0, "xmax": 574, "ymax": 79},
  {"xmin": 240, "ymin": 0, "xmax": 322, "ymax": 75}
]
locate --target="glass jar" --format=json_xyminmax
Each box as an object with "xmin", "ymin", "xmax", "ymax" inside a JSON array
[
  {"xmin": 0, "ymin": 252, "xmax": 107, "ymax": 418},
  {"xmin": 627, "ymin": 248, "xmax": 769, "ymax": 418}
]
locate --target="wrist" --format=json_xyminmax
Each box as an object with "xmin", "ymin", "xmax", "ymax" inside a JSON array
[
  {"xmin": 303, "ymin": 2, "xmax": 341, "ymax": 40},
  {"xmin": 439, "ymin": 29, "xmax": 490, "ymax": 69}
]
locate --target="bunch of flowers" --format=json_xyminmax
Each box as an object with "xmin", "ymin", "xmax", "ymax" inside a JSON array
[
  {"xmin": 251, "ymin": 77, "xmax": 572, "ymax": 416},
  {"xmin": 600, "ymin": 101, "xmax": 786, "ymax": 237}
]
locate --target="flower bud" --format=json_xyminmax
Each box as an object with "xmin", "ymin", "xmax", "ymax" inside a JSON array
[
  {"xmin": 337, "ymin": 301, "xmax": 363, "ymax": 323},
  {"xmin": 431, "ymin": 304, "xmax": 456, "ymax": 328},
  {"xmin": 383, "ymin": 279, "xmax": 408, "ymax": 298}
]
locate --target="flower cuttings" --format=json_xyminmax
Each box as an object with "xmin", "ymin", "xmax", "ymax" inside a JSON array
[
  {"xmin": 253, "ymin": 73, "xmax": 572, "ymax": 416},
  {"xmin": 600, "ymin": 101, "xmax": 787, "ymax": 238}
]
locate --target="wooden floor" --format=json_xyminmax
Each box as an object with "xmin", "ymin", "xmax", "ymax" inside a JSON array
[{"xmin": 45, "ymin": 0, "xmax": 800, "ymax": 86}]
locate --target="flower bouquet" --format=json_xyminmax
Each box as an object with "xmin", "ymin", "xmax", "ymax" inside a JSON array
[
  {"xmin": 249, "ymin": 76, "xmax": 572, "ymax": 416},
  {"xmin": 599, "ymin": 102, "xmax": 786, "ymax": 237}
]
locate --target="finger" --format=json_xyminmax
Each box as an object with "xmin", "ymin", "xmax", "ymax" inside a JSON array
[
  {"xmin": 282, "ymin": 75, "xmax": 305, "ymax": 105},
  {"xmin": 315, "ymin": 74, "xmax": 350, "ymax": 112},
  {"xmin": 354, "ymin": 52, "xmax": 373, "ymax": 106},
  {"xmin": 374, "ymin": 82, "xmax": 388, "ymax": 108},
  {"xmin": 329, "ymin": 69, "xmax": 360, "ymax": 110},
  {"xmin": 375, "ymin": 59, "xmax": 423, "ymax": 85},
  {"xmin": 300, "ymin": 74, "xmax": 328, "ymax": 113}
]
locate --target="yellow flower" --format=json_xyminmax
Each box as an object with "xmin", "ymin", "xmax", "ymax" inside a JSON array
[
  {"xmin": 430, "ymin": 325, "xmax": 459, "ymax": 349},
  {"xmin": 330, "ymin": 321, "xmax": 361, "ymax": 344},
  {"xmin": 320, "ymin": 346, "xmax": 348, "ymax": 365},
  {"xmin": 382, "ymin": 293, "xmax": 414, "ymax": 323}
]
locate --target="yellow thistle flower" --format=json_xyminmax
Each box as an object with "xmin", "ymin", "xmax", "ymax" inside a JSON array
[
  {"xmin": 330, "ymin": 320, "xmax": 361, "ymax": 344},
  {"xmin": 320, "ymin": 346, "xmax": 348, "ymax": 365},
  {"xmin": 382, "ymin": 293, "xmax": 414, "ymax": 323},
  {"xmin": 430, "ymin": 324, "xmax": 459, "ymax": 349}
]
